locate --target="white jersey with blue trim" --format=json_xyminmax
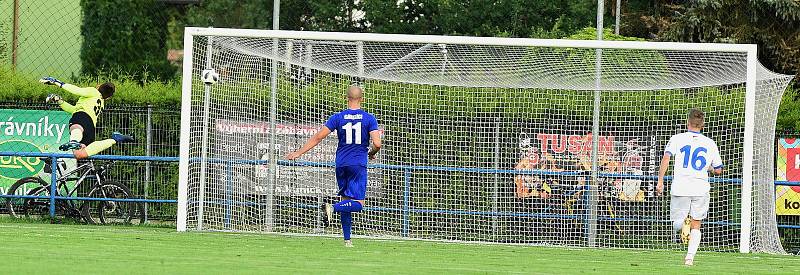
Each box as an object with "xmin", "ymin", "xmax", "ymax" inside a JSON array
[{"xmin": 664, "ymin": 131, "xmax": 723, "ymax": 196}]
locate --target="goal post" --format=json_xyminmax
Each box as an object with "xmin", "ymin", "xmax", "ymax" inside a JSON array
[
  {"xmin": 177, "ymin": 27, "xmax": 793, "ymax": 253},
  {"xmin": 741, "ymin": 47, "xmax": 757, "ymax": 253},
  {"xmin": 177, "ymin": 30, "xmax": 194, "ymax": 232}
]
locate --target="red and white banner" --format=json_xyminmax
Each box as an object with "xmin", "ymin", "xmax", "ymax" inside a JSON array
[{"xmin": 514, "ymin": 132, "xmax": 654, "ymax": 202}]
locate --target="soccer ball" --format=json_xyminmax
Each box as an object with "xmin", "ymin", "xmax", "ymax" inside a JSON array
[{"xmin": 201, "ymin": 69, "xmax": 220, "ymax": 84}]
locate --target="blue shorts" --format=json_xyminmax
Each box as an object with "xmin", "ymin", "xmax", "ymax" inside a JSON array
[{"xmin": 336, "ymin": 165, "xmax": 367, "ymax": 200}]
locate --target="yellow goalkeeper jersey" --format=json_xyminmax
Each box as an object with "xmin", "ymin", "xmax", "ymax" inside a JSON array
[{"xmin": 58, "ymin": 84, "xmax": 105, "ymax": 126}]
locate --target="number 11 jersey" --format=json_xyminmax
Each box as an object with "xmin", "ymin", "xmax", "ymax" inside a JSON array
[
  {"xmin": 664, "ymin": 131, "xmax": 723, "ymax": 196},
  {"xmin": 324, "ymin": 109, "xmax": 379, "ymax": 167}
]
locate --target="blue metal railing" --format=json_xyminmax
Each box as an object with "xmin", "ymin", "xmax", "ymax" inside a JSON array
[
  {"xmin": 0, "ymin": 151, "xmax": 798, "ymax": 230},
  {"xmin": 0, "ymin": 151, "xmax": 180, "ymax": 218}
]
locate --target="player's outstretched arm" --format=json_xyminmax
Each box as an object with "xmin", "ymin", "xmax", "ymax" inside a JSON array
[
  {"xmin": 286, "ymin": 126, "xmax": 332, "ymax": 160},
  {"xmin": 62, "ymin": 83, "xmax": 101, "ymax": 98},
  {"xmin": 58, "ymin": 100, "xmax": 77, "ymax": 113},
  {"xmin": 40, "ymin": 76, "xmax": 65, "ymax": 87},
  {"xmin": 368, "ymin": 130, "xmax": 382, "ymax": 160},
  {"xmin": 44, "ymin": 93, "xmax": 77, "ymax": 113},
  {"xmin": 656, "ymin": 153, "xmax": 670, "ymax": 195},
  {"xmin": 40, "ymin": 76, "xmax": 100, "ymax": 98}
]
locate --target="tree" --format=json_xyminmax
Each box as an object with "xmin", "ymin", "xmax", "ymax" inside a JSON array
[
  {"xmin": 624, "ymin": 0, "xmax": 800, "ymax": 84},
  {"xmin": 363, "ymin": 0, "xmax": 596, "ymax": 38},
  {"xmin": 81, "ymin": 0, "xmax": 176, "ymax": 81},
  {"xmin": 185, "ymin": 0, "xmax": 274, "ymax": 29},
  {"xmin": 362, "ymin": 0, "xmax": 440, "ymax": 34},
  {"xmin": 184, "ymin": 0, "xmax": 363, "ymax": 32},
  {"xmin": 184, "ymin": 0, "xmax": 600, "ymax": 38}
]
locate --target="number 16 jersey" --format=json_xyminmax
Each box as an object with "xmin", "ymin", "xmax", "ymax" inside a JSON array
[
  {"xmin": 324, "ymin": 109, "xmax": 379, "ymax": 167},
  {"xmin": 664, "ymin": 131, "xmax": 723, "ymax": 196}
]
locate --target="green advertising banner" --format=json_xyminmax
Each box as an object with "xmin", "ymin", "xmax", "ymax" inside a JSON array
[{"xmin": 0, "ymin": 109, "xmax": 71, "ymax": 194}]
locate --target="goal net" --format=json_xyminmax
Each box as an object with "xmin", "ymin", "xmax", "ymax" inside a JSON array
[{"xmin": 177, "ymin": 28, "xmax": 794, "ymax": 253}]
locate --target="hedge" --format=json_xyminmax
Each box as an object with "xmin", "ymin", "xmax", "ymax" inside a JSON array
[{"xmin": 80, "ymin": 0, "xmax": 177, "ymax": 81}]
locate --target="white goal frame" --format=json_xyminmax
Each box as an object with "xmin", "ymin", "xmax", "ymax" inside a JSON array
[{"xmin": 176, "ymin": 27, "xmax": 759, "ymax": 253}]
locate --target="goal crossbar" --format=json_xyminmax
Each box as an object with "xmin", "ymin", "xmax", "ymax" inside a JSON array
[{"xmin": 185, "ymin": 27, "xmax": 757, "ymax": 53}]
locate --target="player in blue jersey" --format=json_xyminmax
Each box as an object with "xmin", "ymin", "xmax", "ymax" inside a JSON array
[{"xmin": 286, "ymin": 85, "xmax": 382, "ymax": 247}]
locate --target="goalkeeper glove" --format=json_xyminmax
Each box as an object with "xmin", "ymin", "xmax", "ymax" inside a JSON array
[
  {"xmin": 40, "ymin": 77, "xmax": 65, "ymax": 87},
  {"xmin": 45, "ymin": 94, "xmax": 62, "ymax": 104}
]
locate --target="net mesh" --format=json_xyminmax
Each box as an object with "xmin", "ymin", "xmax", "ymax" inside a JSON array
[{"xmin": 182, "ymin": 31, "xmax": 793, "ymax": 253}]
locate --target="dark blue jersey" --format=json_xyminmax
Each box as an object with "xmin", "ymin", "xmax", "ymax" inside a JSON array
[{"xmin": 324, "ymin": 109, "xmax": 379, "ymax": 167}]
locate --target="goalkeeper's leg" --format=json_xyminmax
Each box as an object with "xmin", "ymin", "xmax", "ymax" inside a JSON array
[
  {"xmin": 61, "ymin": 112, "xmax": 97, "ymax": 151},
  {"xmin": 73, "ymin": 132, "xmax": 134, "ymax": 160},
  {"xmin": 59, "ymin": 125, "xmax": 84, "ymax": 151}
]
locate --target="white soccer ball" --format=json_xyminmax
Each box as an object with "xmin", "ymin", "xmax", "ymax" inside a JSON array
[{"xmin": 201, "ymin": 69, "xmax": 220, "ymax": 84}]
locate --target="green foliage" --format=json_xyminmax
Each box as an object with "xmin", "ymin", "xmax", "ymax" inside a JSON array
[
  {"xmin": 777, "ymin": 88, "xmax": 800, "ymax": 132},
  {"xmin": 80, "ymin": 0, "xmax": 177, "ymax": 81},
  {"xmin": 565, "ymin": 27, "xmax": 646, "ymax": 42},
  {"xmin": 0, "ymin": 12, "xmax": 11, "ymax": 65},
  {"xmin": 362, "ymin": 0, "xmax": 595, "ymax": 38},
  {"xmin": 268, "ymin": 73, "xmax": 745, "ymax": 172},
  {"xmin": 624, "ymin": 0, "xmax": 800, "ymax": 85},
  {"xmin": 360, "ymin": 0, "xmax": 438, "ymax": 34},
  {"xmin": 302, "ymin": 0, "xmax": 363, "ymax": 31},
  {"xmin": 0, "ymin": 68, "xmax": 55, "ymax": 101},
  {"xmin": 181, "ymin": 0, "xmax": 595, "ymax": 38},
  {"xmin": 185, "ymin": 0, "xmax": 274, "ymax": 29},
  {"xmin": 536, "ymin": 28, "xmax": 668, "ymax": 86},
  {"xmin": 184, "ymin": 0, "xmax": 362, "ymax": 32}
]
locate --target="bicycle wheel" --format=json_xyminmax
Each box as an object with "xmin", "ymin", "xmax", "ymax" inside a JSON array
[
  {"xmin": 81, "ymin": 181, "xmax": 138, "ymax": 224},
  {"xmin": 5, "ymin": 177, "xmax": 52, "ymax": 220}
]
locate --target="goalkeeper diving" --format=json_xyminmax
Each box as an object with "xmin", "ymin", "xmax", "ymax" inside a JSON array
[{"xmin": 41, "ymin": 77, "xmax": 134, "ymax": 159}]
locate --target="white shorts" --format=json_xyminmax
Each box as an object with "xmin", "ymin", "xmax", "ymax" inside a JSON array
[{"xmin": 671, "ymin": 195, "xmax": 710, "ymax": 221}]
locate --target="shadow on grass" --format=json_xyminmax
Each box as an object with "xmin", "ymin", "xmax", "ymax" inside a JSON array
[{"xmin": 0, "ymin": 214, "xmax": 175, "ymax": 229}]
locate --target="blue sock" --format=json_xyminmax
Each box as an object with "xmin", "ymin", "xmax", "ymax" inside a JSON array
[
  {"xmin": 333, "ymin": 200, "xmax": 363, "ymax": 212},
  {"xmin": 341, "ymin": 212, "xmax": 352, "ymax": 240}
]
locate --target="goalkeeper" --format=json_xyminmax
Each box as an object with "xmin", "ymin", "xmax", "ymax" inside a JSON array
[
  {"xmin": 286, "ymin": 85, "xmax": 382, "ymax": 248},
  {"xmin": 41, "ymin": 77, "xmax": 134, "ymax": 160}
]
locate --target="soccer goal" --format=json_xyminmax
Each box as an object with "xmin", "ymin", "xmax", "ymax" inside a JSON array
[{"xmin": 177, "ymin": 27, "xmax": 793, "ymax": 254}]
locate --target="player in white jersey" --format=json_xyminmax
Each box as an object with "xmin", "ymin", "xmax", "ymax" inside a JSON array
[{"xmin": 657, "ymin": 109, "xmax": 723, "ymax": 266}]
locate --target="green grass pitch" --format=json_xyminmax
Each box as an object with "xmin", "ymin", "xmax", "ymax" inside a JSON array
[{"xmin": 0, "ymin": 222, "xmax": 798, "ymax": 274}]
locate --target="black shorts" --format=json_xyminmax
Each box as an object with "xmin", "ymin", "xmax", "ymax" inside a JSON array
[{"xmin": 69, "ymin": 112, "xmax": 96, "ymax": 145}]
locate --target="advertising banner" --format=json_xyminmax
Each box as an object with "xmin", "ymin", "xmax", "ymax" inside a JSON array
[
  {"xmin": 215, "ymin": 119, "xmax": 383, "ymax": 197},
  {"xmin": 513, "ymin": 132, "xmax": 656, "ymax": 202},
  {"xmin": 776, "ymin": 138, "xmax": 800, "ymax": 215},
  {"xmin": 0, "ymin": 109, "xmax": 71, "ymax": 193}
]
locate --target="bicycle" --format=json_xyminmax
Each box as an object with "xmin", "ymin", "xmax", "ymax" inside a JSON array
[{"xmin": 4, "ymin": 157, "xmax": 141, "ymax": 224}]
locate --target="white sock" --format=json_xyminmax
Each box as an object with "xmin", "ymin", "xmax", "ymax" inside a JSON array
[
  {"xmin": 70, "ymin": 128, "xmax": 83, "ymax": 143},
  {"xmin": 686, "ymin": 229, "xmax": 701, "ymax": 260}
]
